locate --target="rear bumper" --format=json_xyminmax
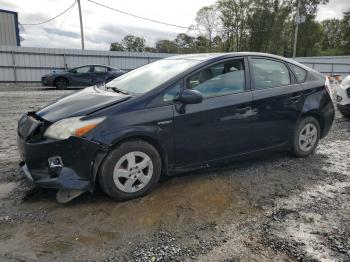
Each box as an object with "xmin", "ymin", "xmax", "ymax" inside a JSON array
[
  {"xmin": 18, "ymin": 134, "xmax": 108, "ymax": 191},
  {"xmin": 320, "ymin": 102, "xmax": 335, "ymax": 139}
]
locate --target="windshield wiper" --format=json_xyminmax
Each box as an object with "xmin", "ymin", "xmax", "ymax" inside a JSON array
[{"xmin": 106, "ymin": 85, "xmax": 129, "ymax": 95}]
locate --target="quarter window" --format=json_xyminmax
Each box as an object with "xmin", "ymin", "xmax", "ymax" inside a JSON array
[
  {"xmin": 251, "ymin": 58, "xmax": 290, "ymax": 89},
  {"xmin": 289, "ymin": 63, "xmax": 307, "ymax": 82},
  {"xmin": 187, "ymin": 60, "xmax": 245, "ymax": 98},
  {"xmin": 163, "ymin": 81, "xmax": 182, "ymax": 102}
]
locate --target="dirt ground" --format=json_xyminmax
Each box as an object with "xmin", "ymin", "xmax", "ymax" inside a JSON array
[{"xmin": 0, "ymin": 87, "xmax": 349, "ymax": 262}]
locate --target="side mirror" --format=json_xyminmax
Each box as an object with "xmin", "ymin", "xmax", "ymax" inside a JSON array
[
  {"xmin": 71, "ymin": 69, "xmax": 77, "ymax": 73},
  {"xmin": 174, "ymin": 89, "xmax": 203, "ymax": 104}
]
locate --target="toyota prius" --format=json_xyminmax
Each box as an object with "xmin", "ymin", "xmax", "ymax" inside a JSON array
[{"xmin": 17, "ymin": 53, "xmax": 335, "ymax": 203}]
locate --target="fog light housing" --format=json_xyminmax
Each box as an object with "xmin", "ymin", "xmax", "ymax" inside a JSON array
[{"xmin": 48, "ymin": 156, "xmax": 63, "ymax": 168}]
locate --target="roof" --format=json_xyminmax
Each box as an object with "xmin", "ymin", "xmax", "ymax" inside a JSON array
[
  {"xmin": 166, "ymin": 52, "xmax": 294, "ymax": 61},
  {"xmin": 165, "ymin": 52, "xmax": 308, "ymax": 70}
]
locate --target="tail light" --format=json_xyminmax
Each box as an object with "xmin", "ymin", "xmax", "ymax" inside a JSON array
[{"xmin": 325, "ymin": 76, "xmax": 334, "ymax": 101}]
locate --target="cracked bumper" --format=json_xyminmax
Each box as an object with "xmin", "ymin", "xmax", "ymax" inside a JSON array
[{"xmin": 18, "ymin": 134, "xmax": 107, "ymax": 191}]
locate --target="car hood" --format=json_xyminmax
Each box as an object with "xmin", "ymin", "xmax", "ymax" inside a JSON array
[{"xmin": 36, "ymin": 86, "xmax": 131, "ymax": 122}]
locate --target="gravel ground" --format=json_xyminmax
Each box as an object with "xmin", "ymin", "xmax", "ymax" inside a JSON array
[{"xmin": 0, "ymin": 87, "xmax": 349, "ymax": 262}]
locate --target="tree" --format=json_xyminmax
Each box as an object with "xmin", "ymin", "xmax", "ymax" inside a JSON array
[
  {"xmin": 174, "ymin": 33, "xmax": 196, "ymax": 53},
  {"xmin": 122, "ymin": 35, "xmax": 146, "ymax": 52},
  {"xmin": 342, "ymin": 11, "xmax": 350, "ymax": 54},
  {"xmin": 194, "ymin": 36, "xmax": 211, "ymax": 52},
  {"xmin": 320, "ymin": 19, "xmax": 344, "ymax": 55},
  {"xmin": 110, "ymin": 35, "xmax": 147, "ymax": 52},
  {"xmin": 193, "ymin": 5, "xmax": 221, "ymax": 51},
  {"xmin": 155, "ymin": 40, "xmax": 178, "ymax": 53},
  {"xmin": 217, "ymin": 0, "xmax": 253, "ymax": 51},
  {"xmin": 110, "ymin": 42, "xmax": 124, "ymax": 51}
]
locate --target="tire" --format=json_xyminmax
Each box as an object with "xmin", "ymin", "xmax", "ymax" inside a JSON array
[
  {"xmin": 98, "ymin": 140, "xmax": 161, "ymax": 201},
  {"xmin": 54, "ymin": 77, "xmax": 68, "ymax": 90},
  {"xmin": 292, "ymin": 117, "xmax": 320, "ymax": 157}
]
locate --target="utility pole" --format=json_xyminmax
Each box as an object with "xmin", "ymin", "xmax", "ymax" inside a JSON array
[
  {"xmin": 292, "ymin": 0, "xmax": 300, "ymax": 58},
  {"xmin": 77, "ymin": 0, "xmax": 85, "ymax": 50}
]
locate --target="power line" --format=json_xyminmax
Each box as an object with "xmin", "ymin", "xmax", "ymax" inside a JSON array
[
  {"xmin": 21, "ymin": 0, "xmax": 77, "ymax": 26},
  {"xmin": 87, "ymin": 0, "xmax": 191, "ymax": 30}
]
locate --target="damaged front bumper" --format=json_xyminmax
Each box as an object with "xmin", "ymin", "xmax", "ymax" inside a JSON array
[{"xmin": 17, "ymin": 114, "xmax": 108, "ymax": 193}]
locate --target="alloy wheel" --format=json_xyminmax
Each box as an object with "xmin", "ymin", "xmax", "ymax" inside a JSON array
[
  {"xmin": 298, "ymin": 123, "xmax": 318, "ymax": 152},
  {"xmin": 112, "ymin": 151, "xmax": 153, "ymax": 193}
]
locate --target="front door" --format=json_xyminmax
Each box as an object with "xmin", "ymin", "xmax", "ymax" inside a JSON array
[
  {"xmin": 70, "ymin": 66, "xmax": 93, "ymax": 86},
  {"xmin": 173, "ymin": 58, "xmax": 255, "ymax": 167}
]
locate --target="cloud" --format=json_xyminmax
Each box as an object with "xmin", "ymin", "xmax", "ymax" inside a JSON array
[
  {"xmin": 43, "ymin": 28, "xmax": 80, "ymax": 39},
  {"xmin": 316, "ymin": 0, "xmax": 350, "ymax": 20},
  {"xmin": 0, "ymin": 0, "xmax": 19, "ymax": 10}
]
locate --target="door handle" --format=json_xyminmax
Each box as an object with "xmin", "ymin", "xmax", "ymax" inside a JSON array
[
  {"xmin": 235, "ymin": 106, "xmax": 251, "ymax": 113},
  {"xmin": 289, "ymin": 94, "xmax": 302, "ymax": 103}
]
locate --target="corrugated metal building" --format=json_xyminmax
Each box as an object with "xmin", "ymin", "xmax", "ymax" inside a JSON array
[{"xmin": 0, "ymin": 9, "xmax": 20, "ymax": 46}]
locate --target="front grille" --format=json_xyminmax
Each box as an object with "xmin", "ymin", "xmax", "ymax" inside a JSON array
[{"xmin": 346, "ymin": 88, "xmax": 350, "ymax": 98}]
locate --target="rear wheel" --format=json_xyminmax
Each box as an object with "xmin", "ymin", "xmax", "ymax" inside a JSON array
[
  {"xmin": 98, "ymin": 140, "xmax": 161, "ymax": 201},
  {"xmin": 293, "ymin": 117, "xmax": 320, "ymax": 157},
  {"xmin": 54, "ymin": 77, "xmax": 68, "ymax": 90}
]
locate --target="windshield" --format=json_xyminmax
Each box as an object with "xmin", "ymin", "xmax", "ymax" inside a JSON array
[{"xmin": 106, "ymin": 59, "xmax": 201, "ymax": 94}]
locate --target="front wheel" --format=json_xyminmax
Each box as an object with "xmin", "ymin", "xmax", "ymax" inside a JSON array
[
  {"xmin": 98, "ymin": 140, "xmax": 161, "ymax": 201},
  {"xmin": 292, "ymin": 117, "xmax": 320, "ymax": 157},
  {"xmin": 54, "ymin": 78, "xmax": 68, "ymax": 90}
]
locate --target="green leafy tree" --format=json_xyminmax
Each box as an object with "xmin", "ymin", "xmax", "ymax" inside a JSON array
[
  {"xmin": 342, "ymin": 11, "xmax": 350, "ymax": 54},
  {"xmin": 174, "ymin": 33, "xmax": 196, "ymax": 53},
  {"xmin": 155, "ymin": 40, "xmax": 178, "ymax": 53},
  {"xmin": 110, "ymin": 42, "xmax": 124, "ymax": 51},
  {"xmin": 320, "ymin": 19, "xmax": 344, "ymax": 55},
  {"xmin": 122, "ymin": 35, "xmax": 146, "ymax": 52},
  {"xmin": 193, "ymin": 5, "xmax": 221, "ymax": 51}
]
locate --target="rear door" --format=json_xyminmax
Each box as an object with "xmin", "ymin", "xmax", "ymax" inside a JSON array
[
  {"xmin": 92, "ymin": 65, "xmax": 109, "ymax": 84},
  {"xmin": 69, "ymin": 66, "xmax": 93, "ymax": 86},
  {"xmin": 173, "ymin": 57, "xmax": 255, "ymax": 167},
  {"xmin": 248, "ymin": 57, "xmax": 303, "ymax": 149}
]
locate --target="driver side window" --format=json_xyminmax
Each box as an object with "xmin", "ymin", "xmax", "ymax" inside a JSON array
[{"xmin": 187, "ymin": 60, "xmax": 245, "ymax": 98}]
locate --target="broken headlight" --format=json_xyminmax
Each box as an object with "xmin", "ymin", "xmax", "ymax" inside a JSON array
[{"xmin": 44, "ymin": 116, "xmax": 105, "ymax": 140}]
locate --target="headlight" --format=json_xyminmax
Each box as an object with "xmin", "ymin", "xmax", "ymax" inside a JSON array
[{"xmin": 44, "ymin": 116, "xmax": 106, "ymax": 140}]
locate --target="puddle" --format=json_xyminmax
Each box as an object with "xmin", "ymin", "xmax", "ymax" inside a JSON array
[
  {"xmin": 70, "ymin": 173, "xmax": 254, "ymax": 233},
  {"xmin": 0, "ymin": 182, "xmax": 16, "ymax": 199},
  {"xmin": 0, "ymin": 172, "xmax": 257, "ymax": 259}
]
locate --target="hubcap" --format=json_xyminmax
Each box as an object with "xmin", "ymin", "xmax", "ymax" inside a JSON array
[
  {"xmin": 113, "ymin": 151, "xmax": 153, "ymax": 193},
  {"xmin": 298, "ymin": 123, "xmax": 317, "ymax": 152}
]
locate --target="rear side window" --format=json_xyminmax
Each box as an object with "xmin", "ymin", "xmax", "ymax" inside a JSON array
[
  {"xmin": 289, "ymin": 64, "xmax": 307, "ymax": 82},
  {"xmin": 187, "ymin": 60, "xmax": 245, "ymax": 98},
  {"xmin": 94, "ymin": 66, "xmax": 108, "ymax": 73},
  {"xmin": 251, "ymin": 58, "xmax": 290, "ymax": 89}
]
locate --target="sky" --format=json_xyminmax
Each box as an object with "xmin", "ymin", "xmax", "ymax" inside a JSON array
[{"xmin": 0, "ymin": 0, "xmax": 349, "ymax": 50}]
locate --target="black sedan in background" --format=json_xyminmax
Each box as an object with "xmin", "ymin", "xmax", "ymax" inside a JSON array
[
  {"xmin": 41, "ymin": 65, "xmax": 125, "ymax": 89},
  {"xmin": 19, "ymin": 52, "xmax": 335, "ymax": 203}
]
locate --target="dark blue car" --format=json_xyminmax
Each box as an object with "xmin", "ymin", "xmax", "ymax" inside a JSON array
[
  {"xmin": 41, "ymin": 64, "xmax": 125, "ymax": 89},
  {"xmin": 18, "ymin": 53, "xmax": 335, "ymax": 203}
]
